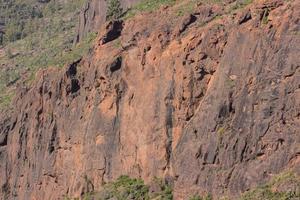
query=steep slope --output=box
[0,0,299,199]
[74,0,142,43]
[0,0,88,110]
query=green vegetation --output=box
[151,177,173,200]
[217,126,227,137]
[123,0,176,19]
[0,0,97,109]
[187,171,299,200]
[189,194,212,200]
[240,171,300,200]
[225,76,236,88]
[228,0,253,12]
[0,0,87,44]
[101,175,150,200]
[0,0,257,109]
[0,90,14,109]
[65,175,173,200]
[113,38,122,49]
[176,0,197,16]
[262,9,269,25]
[0,0,43,43]
[106,0,123,20]
[62,171,299,200]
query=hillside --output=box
[0,0,93,110]
[0,0,299,199]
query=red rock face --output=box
[74,0,142,43]
[0,0,299,199]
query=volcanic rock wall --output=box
[74,0,142,43]
[0,0,299,199]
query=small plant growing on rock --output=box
[150,177,173,200]
[189,194,212,200]
[5,48,13,59]
[240,171,300,200]
[189,195,202,200]
[100,175,150,199]
[106,0,123,21]
[261,9,269,25]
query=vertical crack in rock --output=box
[48,122,57,154]
[165,78,175,170]
[104,79,126,181]
[1,1,299,199]
[66,59,82,95]
[0,119,10,147]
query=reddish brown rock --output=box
[74,0,142,43]
[0,0,299,199]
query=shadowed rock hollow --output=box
[0,0,299,199]
[74,0,142,43]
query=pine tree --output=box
[106,0,123,21]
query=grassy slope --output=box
[0,0,298,199]
[0,0,97,109]
[0,0,254,109]
[64,1,299,199]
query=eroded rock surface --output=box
[74,0,142,43]
[0,0,299,199]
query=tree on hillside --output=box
[106,0,123,21]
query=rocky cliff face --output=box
[0,0,299,199]
[74,0,142,43]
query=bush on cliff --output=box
[90,175,150,200]
[106,0,123,21]
[65,175,174,200]
[240,171,300,200]
[188,194,212,200]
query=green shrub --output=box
[105,175,150,200]
[240,171,300,200]
[229,0,253,12]
[150,177,173,200]
[0,91,14,110]
[67,175,174,200]
[261,9,269,25]
[0,0,87,110]
[5,48,13,59]
[189,194,212,200]
[176,0,195,16]
[106,0,123,20]
[123,0,176,19]
[0,0,44,43]
[189,195,202,200]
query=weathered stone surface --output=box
[74,0,142,43]
[0,0,299,199]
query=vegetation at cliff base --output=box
[188,194,212,200]
[240,171,300,200]
[64,171,300,199]
[65,175,173,200]
[100,175,150,200]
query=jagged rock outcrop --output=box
[0,0,299,199]
[74,0,142,43]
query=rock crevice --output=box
[0,0,299,199]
